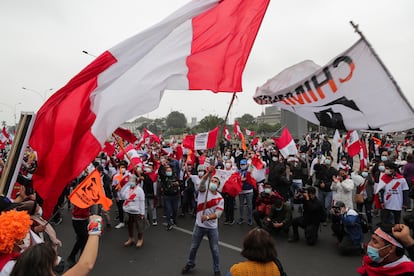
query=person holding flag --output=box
[181,166,224,276]
[238,159,255,226]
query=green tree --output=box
[195,115,224,132]
[235,114,255,127]
[166,111,187,129]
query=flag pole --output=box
[202,92,238,214]
[112,134,142,178]
[350,21,414,114]
[270,124,286,138]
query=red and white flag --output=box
[182,127,218,150]
[233,121,243,140]
[143,128,161,144]
[332,129,342,150]
[114,127,137,144]
[116,144,143,170]
[214,169,242,197]
[102,141,116,157]
[0,127,11,144]
[28,0,269,219]
[344,130,361,157]
[245,128,255,137]
[272,128,297,158]
[359,139,368,171]
[223,126,231,141]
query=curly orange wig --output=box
[0,210,32,254]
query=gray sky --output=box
[1,0,413,127]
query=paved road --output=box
[53,203,373,276]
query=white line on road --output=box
[173,225,242,252]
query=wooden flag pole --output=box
[202,92,238,214]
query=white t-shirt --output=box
[377,174,409,211]
[195,191,224,229]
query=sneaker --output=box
[237,219,244,225]
[229,220,235,225]
[53,217,63,225]
[181,264,194,274]
[152,220,158,226]
[115,222,125,229]
[248,220,252,226]
[224,220,229,225]
[167,224,173,231]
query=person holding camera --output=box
[288,187,325,245]
[264,198,292,236]
[331,201,363,255]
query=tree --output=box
[236,114,255,127]
[166,111,187,129]
[194,115,224,132]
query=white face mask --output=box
[36,206,43,218]
[120,168,126,174]
[272,156,278,162]
[225,163,232,169]
[198,171,205,177]
[209,183,218,191]
[144,167,152,173]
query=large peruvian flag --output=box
[143,128,161,144]
[345,130,361,157]
[214,169,242,197]
[29,0,270,219]
[182,127,218,150]
[223,126,231,141]
[273,128,297,158]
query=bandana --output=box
[374,228,403,248]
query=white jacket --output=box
[121,185,145,215]
[331,178,355,208]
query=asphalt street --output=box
[53,203,371,276]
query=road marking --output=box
[173,225,242,252]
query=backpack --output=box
[274,258,287,276]
[358,212,369,233]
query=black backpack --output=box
[358,212,369,233]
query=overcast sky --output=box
[1,0,413,127]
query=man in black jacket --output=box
[288,186,325,245]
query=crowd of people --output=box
[1,131,414,275]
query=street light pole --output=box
[21,87,53,101]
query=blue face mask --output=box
[275,206,283,211]
[367,245,390,263]
[209,183,218,191]
[381,156,388,162]
[166,171,172,177]
[362,172,368,178]
[378,165,385,172]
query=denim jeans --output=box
[146,198,157,221]
[186,225,220,272]
[290,179,303,208]
[239,192,253,223]
[164,195,179,225]
[318,190,333,219]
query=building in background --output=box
[281,109,308,139]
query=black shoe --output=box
[214,271,221,276]
[181,264,194,274]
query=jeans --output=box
[146,198,157,221]
[239,192,253,223]
[164,195,179,226]
[186,225,220,273]
[318,190,333,219]
[290,179,303,208]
